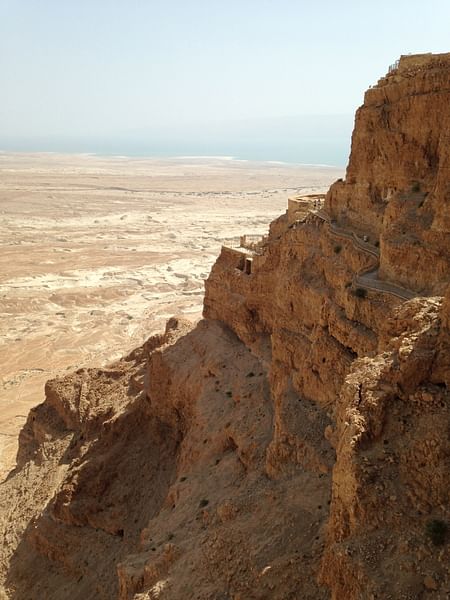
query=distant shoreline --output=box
[0,150,344,169]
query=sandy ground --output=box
[0,152,343,479]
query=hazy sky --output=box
[1,0,449,160]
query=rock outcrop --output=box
[327,52,450,295]
[0,53,449,599]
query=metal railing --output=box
[388,59,400,73]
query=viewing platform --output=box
[239,234,268,252]
[371,52,450,92]
[220,234,268,276]
[219,191,418,300]
[287,194,325,225]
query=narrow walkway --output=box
[356,269,416,300]
[313,210,417,301]
[315,210,380,258]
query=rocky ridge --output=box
[0,53,449,599]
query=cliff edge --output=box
[0,53,449,600]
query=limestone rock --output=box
[1,53,449,599]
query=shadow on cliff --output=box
[3,327,185,600]
[3,317,336,600]
[6,403,180,599]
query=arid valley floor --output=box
[0,153,342,480]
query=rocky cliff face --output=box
[0,53,449,600]
[326,52,450,294]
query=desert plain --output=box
[0,152,343,479]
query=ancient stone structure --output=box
[0,53,449,599]
[287,194,324,225]
[239,234,268,252]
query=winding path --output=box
[313,210,417,301]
